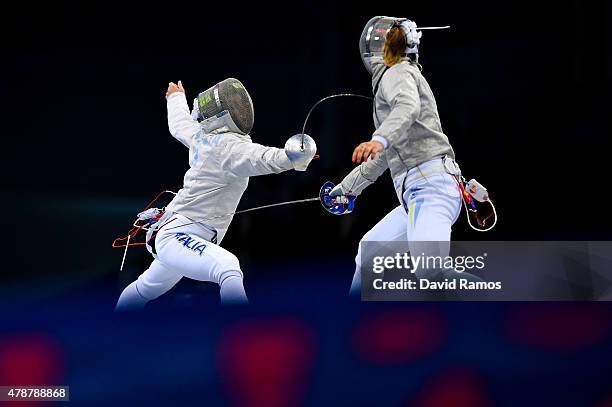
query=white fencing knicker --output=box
[115,212,247,310]
[349,157,482,295]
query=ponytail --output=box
[383,26,408,67]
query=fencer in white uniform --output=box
[115,78,316,309]
[330,17,477,294]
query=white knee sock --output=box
[219,275,248,304]
[115,281,149,311]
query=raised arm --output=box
[166,81,200,148]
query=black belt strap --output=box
[373,66,390,95]
[373,66,390,125]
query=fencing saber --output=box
[162,197,320,231]
[300,93,372,149]
[230,197,320,215]
[416,26,451,30]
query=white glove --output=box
[285,133,317,171]
[137,208,161,221]
[191,98,200,121]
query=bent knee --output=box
[360,229,378,246]
[355,230,384,264]
[135,276,166,301]
[214,253,242,284]
[218,269,243,286]
[218,252,241,273]
[355,233,374,259]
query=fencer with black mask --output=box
[116,78,316,309]
[328,17,481,294]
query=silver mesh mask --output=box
[196,78,254,135]
[359,16,423,75]
[359,16,450,75]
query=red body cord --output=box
[452,176,494,228]
[111,191,174,249]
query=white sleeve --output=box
[167,92,200,148]
[218,139,294,178]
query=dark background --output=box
[3,0,611,292]
[2,1,612,405]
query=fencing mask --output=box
[359,16,449,75]
[193,78,254,135]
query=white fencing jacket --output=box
[164,91,293,243]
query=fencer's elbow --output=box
[398,103,420,121]
[167,125,179,138]
[168,127,190,144]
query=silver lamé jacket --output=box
[164,92,293,243]
[340,60,455,201]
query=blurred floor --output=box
[1,270,611,407]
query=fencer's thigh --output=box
[404,173,462,257]
[361,205,408,243]
[353,201,425,295]
[136,259,182,300]
[355,205,408,272]
[154,226,241,284]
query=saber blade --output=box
[416,25,451,30]
[233,197,320,215]
[300,93,373,148]
[162,197,321,231]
